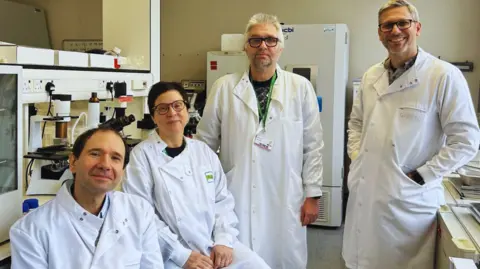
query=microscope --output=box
[24,82,139,195]
[24,94,75,195]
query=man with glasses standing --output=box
[343,1,479,269]
[196,13,324,269]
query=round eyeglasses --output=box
[379,19,416,32]
[153,100,187,115]
[247,37,279,48]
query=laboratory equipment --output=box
[99,114,136,132]
[206,24,350,227]
[24,94,75,195]
[0,65,23,244]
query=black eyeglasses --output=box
[153,100,187,115]
[247,37,279,48]
[378,19,416,32]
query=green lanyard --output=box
[257,72,277,129]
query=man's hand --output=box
[210,245,233,269]
[184,251,214,269]
[301,197,319,226]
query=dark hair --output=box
[147,81,190,115]
[72,127,130,168]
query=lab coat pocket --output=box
[393,105,427,165]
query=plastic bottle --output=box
[87,92,100,129]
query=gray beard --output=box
[252,59,272,71]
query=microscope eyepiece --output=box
[99,114,136,131]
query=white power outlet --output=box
[33,80,43,92]
[23,80,32,93]
[98,80,106,90]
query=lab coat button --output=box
[115,230,119,234]
[83,212,87,216]
[80,218,84,221]
[253,184,256,189]
[186,170,192,175]
[252,160,256,163]
[177,217,182,222]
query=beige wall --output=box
[9,0,102,50]
[161,0,480,109]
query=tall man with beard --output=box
[195,13,325,269]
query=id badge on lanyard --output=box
[254,72,276,151]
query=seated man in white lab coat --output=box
[9,127,164,269]
[123,82,270,269]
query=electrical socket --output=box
[33,80,42,93]
[98,80,106,90]
[23,80,32,93]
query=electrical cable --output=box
[41,94,53,138]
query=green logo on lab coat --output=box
[205,171,214,183]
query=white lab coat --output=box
[123,133,270,269]
[9,183,163,269]
[343,48,480,269]
[195,66,324,269]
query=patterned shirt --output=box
[250,71,276,122]
[384,54,418,85]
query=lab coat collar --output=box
[233,64,285,119]
[150,130,193,180]
[374,48,425,96]
[150,129,192,153]
[57,181,113,221]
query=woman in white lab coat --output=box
[122,82,270,269]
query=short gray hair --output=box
[244,13,285,48]
[378,0,420,23]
